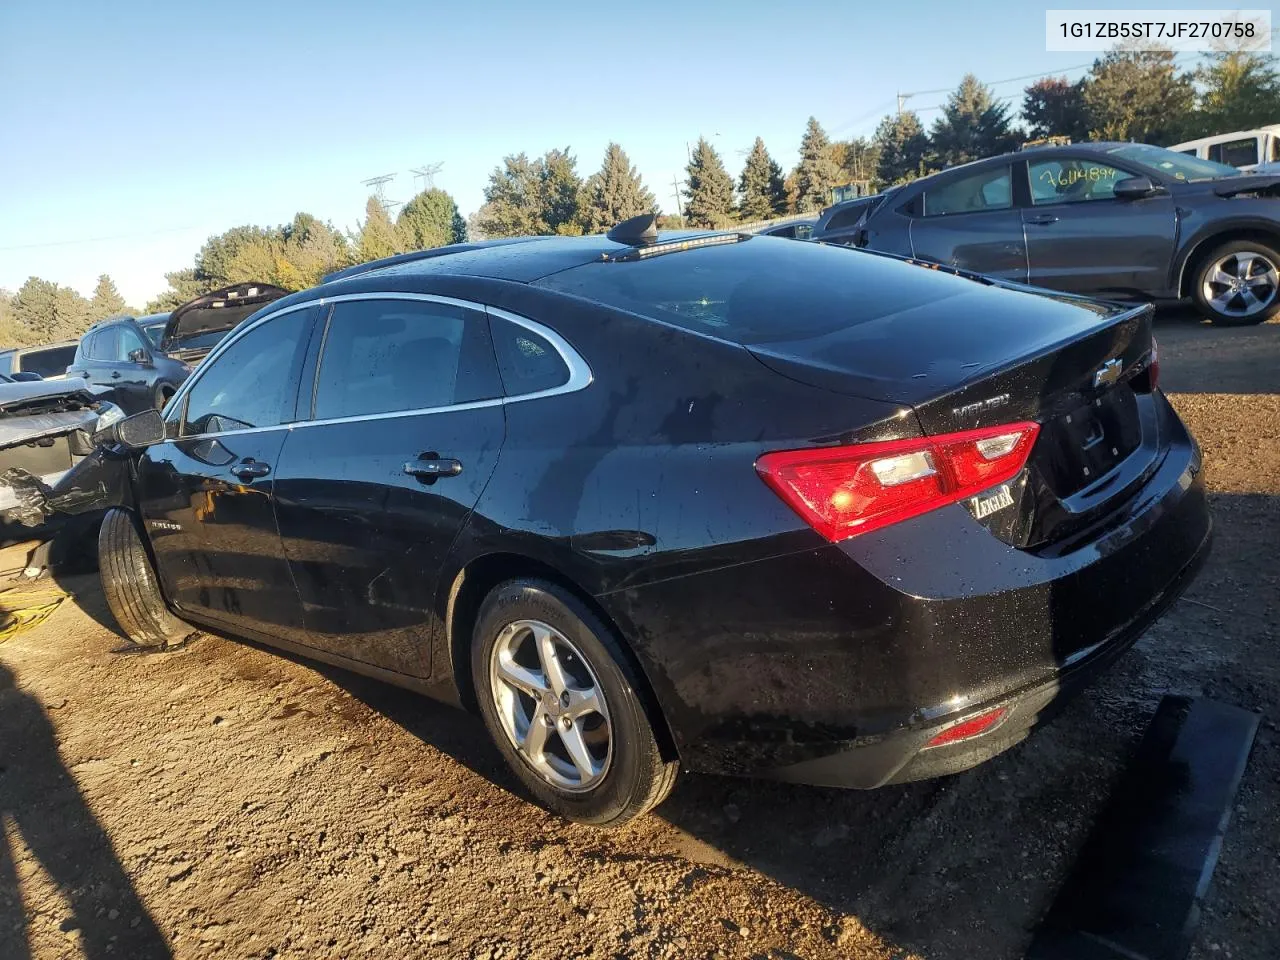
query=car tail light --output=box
[924,706,1008,749]
[1148,337,1159,390]
[755,422,1040,542]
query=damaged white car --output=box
[0,373,125,531]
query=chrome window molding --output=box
[162,291,593,444]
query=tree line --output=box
[3,44,1274,350]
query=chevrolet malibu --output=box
[80,219,1210,826]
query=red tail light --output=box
[755,422,1040,542]
[924,706,1008,748]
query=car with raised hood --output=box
[0,372,123,533]
[67,218,1209,826]
[814,141,1280,326]
[158,282,289,364]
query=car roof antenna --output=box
[607,213,659,247]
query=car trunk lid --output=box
[160,282,289,362]
[746,287,1160,548]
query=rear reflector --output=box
[755,422,1040,541]
[925,707,1009,749]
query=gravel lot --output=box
[1,310,1276,960]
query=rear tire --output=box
[1191,239,1280,326]
[154,382,176,411]
[98,508,192,648]
[471,578,678,827]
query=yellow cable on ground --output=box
[0,582,70,644]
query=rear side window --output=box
[87,327,119,361]
[490,316,570,397]
[312,299,500,421]
[1209,138,1259,167]
[922,166,1012,216]
[181,310,310,435]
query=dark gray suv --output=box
[813,142,1280,325]
[66,316,193,413]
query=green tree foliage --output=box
[474,154,543,237]
[356,196,403,263]
[1193,48,1280,136]
[580,143,657,234]
[794,117,841,212]
[930,74,1021,167]
[397,188,466,251]
[874,111,931,186]
[1021,77,1090,142]
[1082,48,1195,145]
[88,274,129,321]
[11,277,92,343]
[832,137,881,184]
[737,137,787,221]
[538,148,586,235]
[683,137,736,228]
[0,289,30,348]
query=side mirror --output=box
[1113,176,1161,200]
[93,409,166,450]
[128,347,153,365]
[11,371,43,382]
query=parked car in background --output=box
[158,282,287,364]
[756,219,816,239]
[0,341,79,381]
[0,372,122,532]
[70,221,1208,827]
[1171,124,1280,172]
[66,315,193,414]
[815,142,1280,325]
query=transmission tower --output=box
[360,173,398,213]
[410,162,444,191]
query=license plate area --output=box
[1040,388,1142,498]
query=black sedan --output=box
[812,142,1280,325]
[77,221,1210,826]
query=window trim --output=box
[163,292,592,442]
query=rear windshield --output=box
[536,237,972,344]
[20,345,75,377]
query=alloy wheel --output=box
[1202,251,1279,319]
[488,619,612,792]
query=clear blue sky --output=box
[0,0,1217,307]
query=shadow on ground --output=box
[1153,306,1279,395]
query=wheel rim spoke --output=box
[1240,286,1261,309]
[1206,253,1278,316]
[488,618,612,793]
[559,723,600,781]
[1237,256,1253,279]
[1210,267,1236,287]
[1211,289,1237,310]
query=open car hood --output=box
[0,379,107,415]
[1212,174,1280,197]
[160,282,289,354]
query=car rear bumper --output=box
[602,423,1210,788]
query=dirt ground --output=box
[0,310,1277,960]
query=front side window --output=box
[180,310,309,435]
[1029,159,1129,204]
[312,299,500,421]
[115,325,147,362]
[921,166,1012,216]
[1209,138,1260,168]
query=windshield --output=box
[1106,144,1240,181]
[142,321,167,347]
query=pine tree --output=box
[356,196,402,263]
[451,209,467,244]
[13,277,91,342]
[737,137,787,221]
[930,74,1021,168]
[474,154,548,238]
[580,143,657,234]
[88,274,128,321]
[1082,48,1195,145]
[833,137,881,185]
[538,148,586,235]
[794,117,840,212]
[874,111,932,186]
[1022,77,1090,142]
[397,189,464,251]
[683,137,735,228]
[1193,48,1280,136]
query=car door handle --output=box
[403,456,463,482]
[110,371,122,379]
[1026,214,1060,225]
[230,459,271,480]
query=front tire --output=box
[98,508,193,648]
[472,579,678,827]
[1192,240,1280,326]
[154,382,176,411]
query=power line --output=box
[0,223,206,252]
